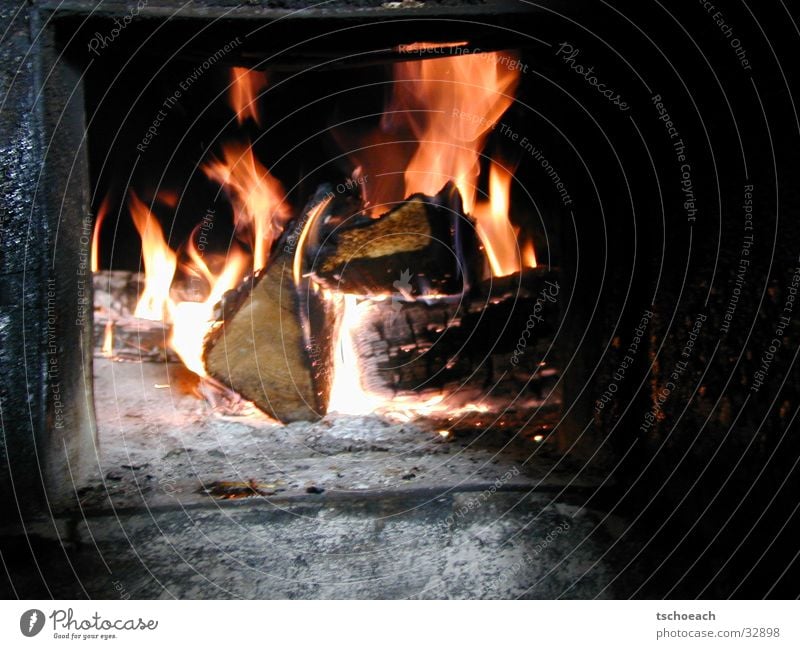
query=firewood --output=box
[306,181,482,297]
[203,252,338,423]
[347,268,562,397]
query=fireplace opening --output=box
[68,14,606,509]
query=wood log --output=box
[203,252,338,423]
[306,181,482,297]
[348,268,563,400]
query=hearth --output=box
[59,1,617,509]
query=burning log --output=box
[306,182,482,297]
[347,268,562,399]
[202,251,338,423]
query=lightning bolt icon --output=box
[28,612,37,632]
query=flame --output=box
[90,196,109,273]
[101,320,114,357]
[168,244,249,377]
[292,195,333,287]
[129,192,177,321]
[325,294,501,420]
[359,51,519,214]
[230,67,268,125]
[327,294,381,415]
[474,162,529,277]
[156,189,180,209]
[522,239,538,269]
[203,143,291,272]
[127,191,251,378]
[109,54,540,416]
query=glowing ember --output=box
[129,192,177,321]
[230,67,268,126]
[203,143,291,272]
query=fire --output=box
[129,192,177,321]
[230,67,268,126]
[474,161,536,277]
[203,143,291,272]
[324,295,497,421]
[101,320,114,357]
[90,196,108,273]
[126,194,251,377]
[98,51,541,417]
[169,243,249,377]
[522,239,538,269]
[375,51,519,213]
[343,51,532,279]
[292,195,332,287]
[326,294,381,415]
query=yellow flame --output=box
[101,320,114,357]
[325,296,503,420]
[129,192,177,321]
[326,294,381,415]
[127,190,252,378]
[292,195,333,287]
[168,251,248,378]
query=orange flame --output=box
[473,162,535,277]
[101,320,114,357]
[203,143,291,272]
[156,189,180,209]
[230,67,268,126]
[361,51,519,214]
[90,196,109,273]
[168,242,249,377]
[522,239,538,269]
[127,191,251,377]
[129,192,177,321]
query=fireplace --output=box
[51,1,618,507]
[2,0,798,599]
